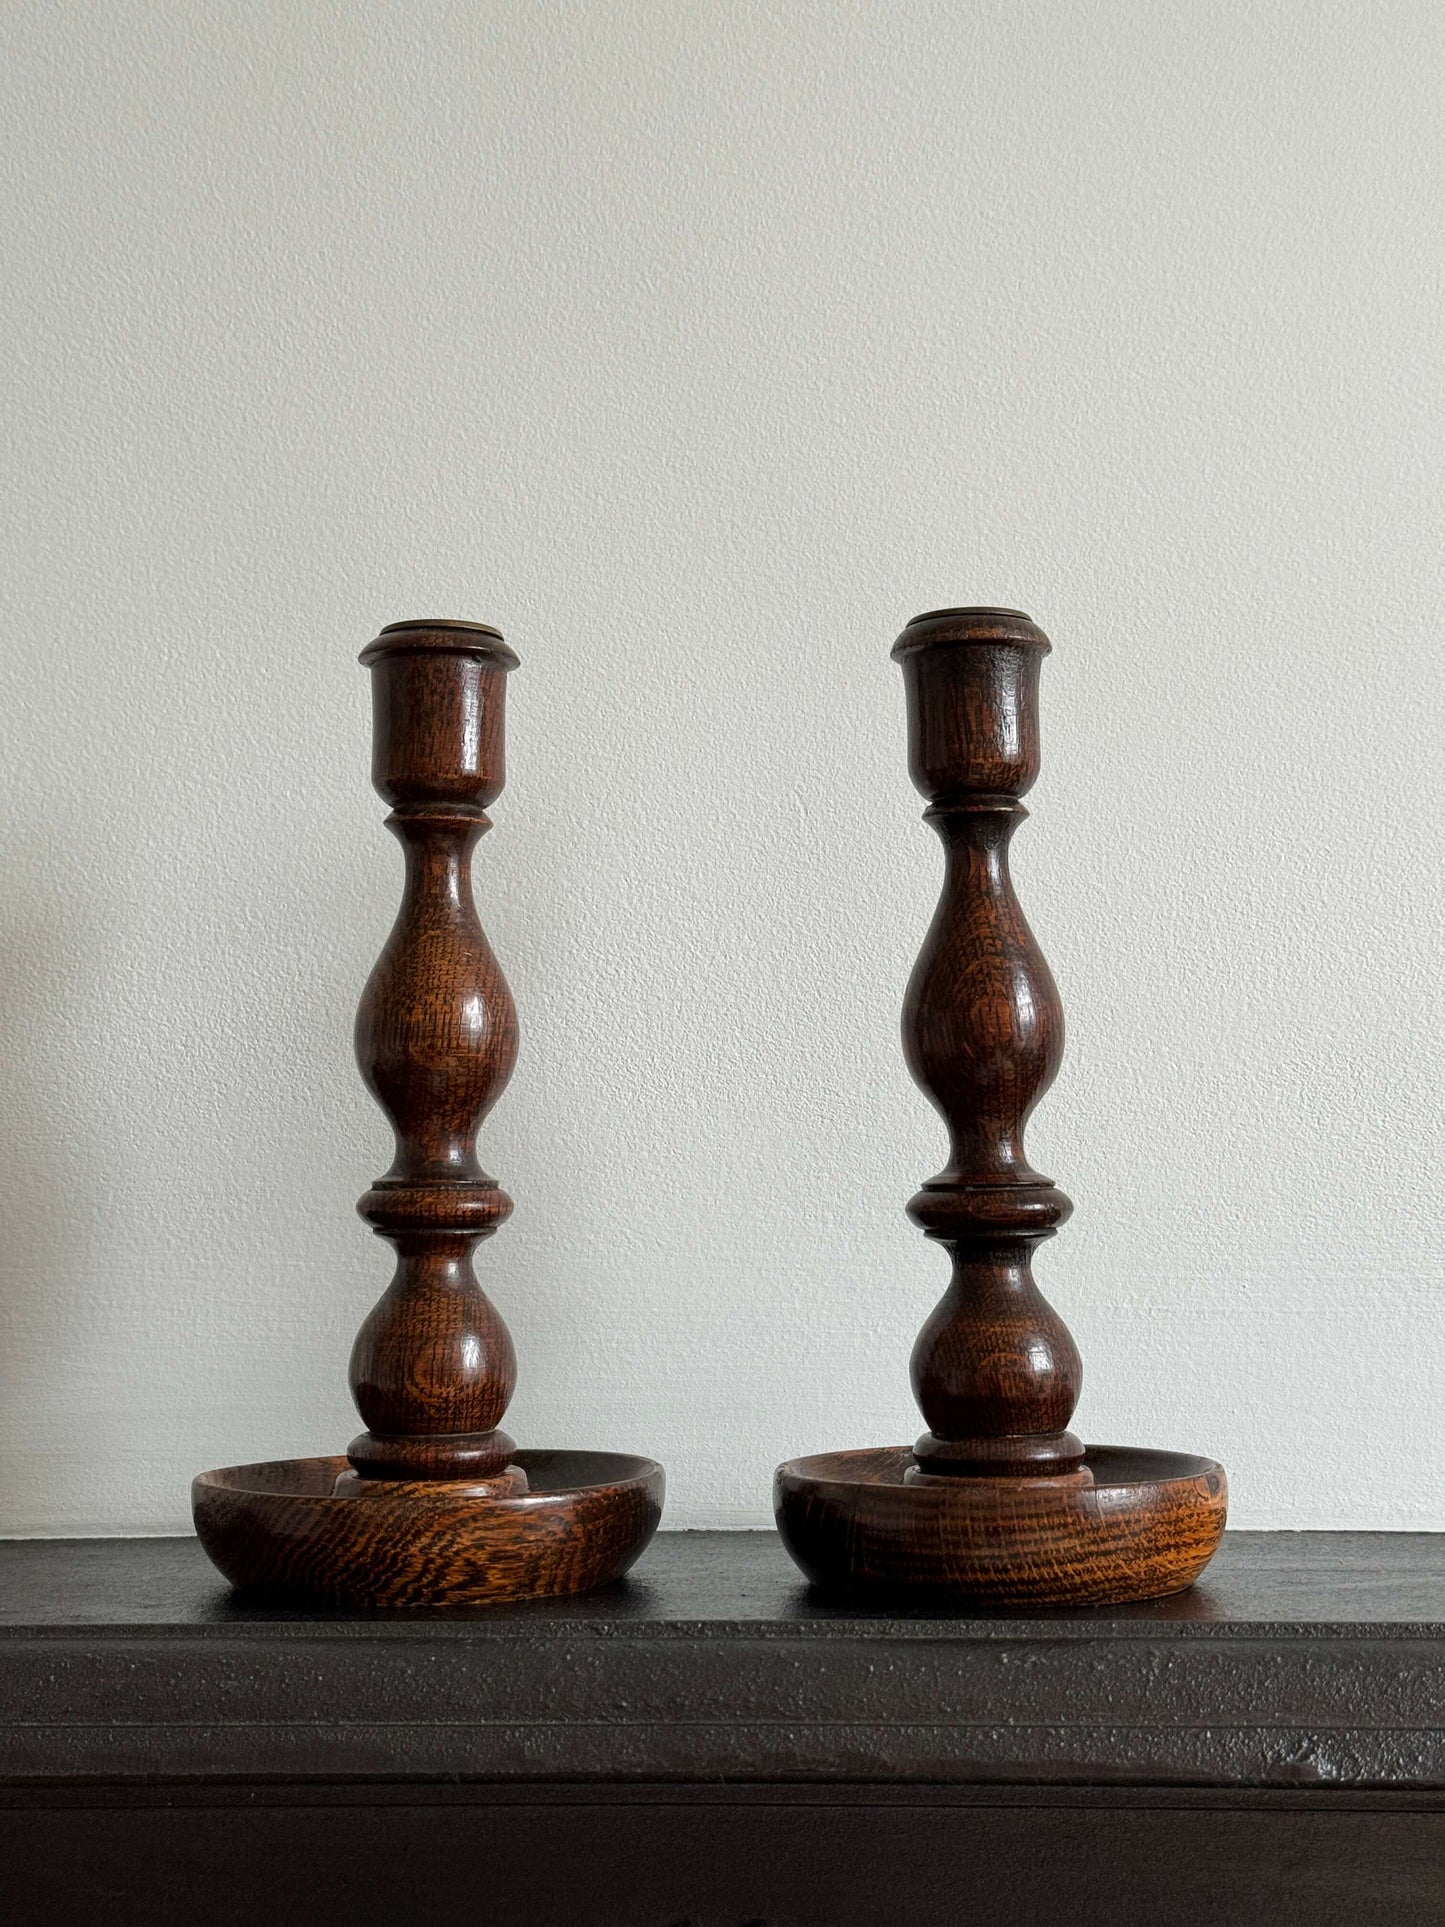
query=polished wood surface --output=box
[775,607,1226,1602]
[191,1452,662,1607]
[777,1446,1225,1605]
[193,619,662,1603]
[896,609,1080,1476]
[348,620,522,1483]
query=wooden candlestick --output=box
[775,608,1227,1605]
[194,620,664,1606]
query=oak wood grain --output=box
[192,1452,662,1607]
[775,607,1226,1602]
[193,619,662,1604]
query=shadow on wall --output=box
[0,839,113,1530]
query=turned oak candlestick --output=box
[193,620,664,1606]
[775,608,1226,1605]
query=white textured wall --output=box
[2,1,1443,1536]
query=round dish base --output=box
[774,1445,1226,1606]
[193,1450,664,1607]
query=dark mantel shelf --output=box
[3,1530,1444,1925]
[3,1528,1444,1789]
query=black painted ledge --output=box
[2,1528,1443,1791]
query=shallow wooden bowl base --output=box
[193,1450,664,1607]
[775,1445,1227,1606]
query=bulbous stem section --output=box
[349,1237,517,1438]
[356,813,518,1186]
[909,1239,1081,1474]
[904,803,1065,1193]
